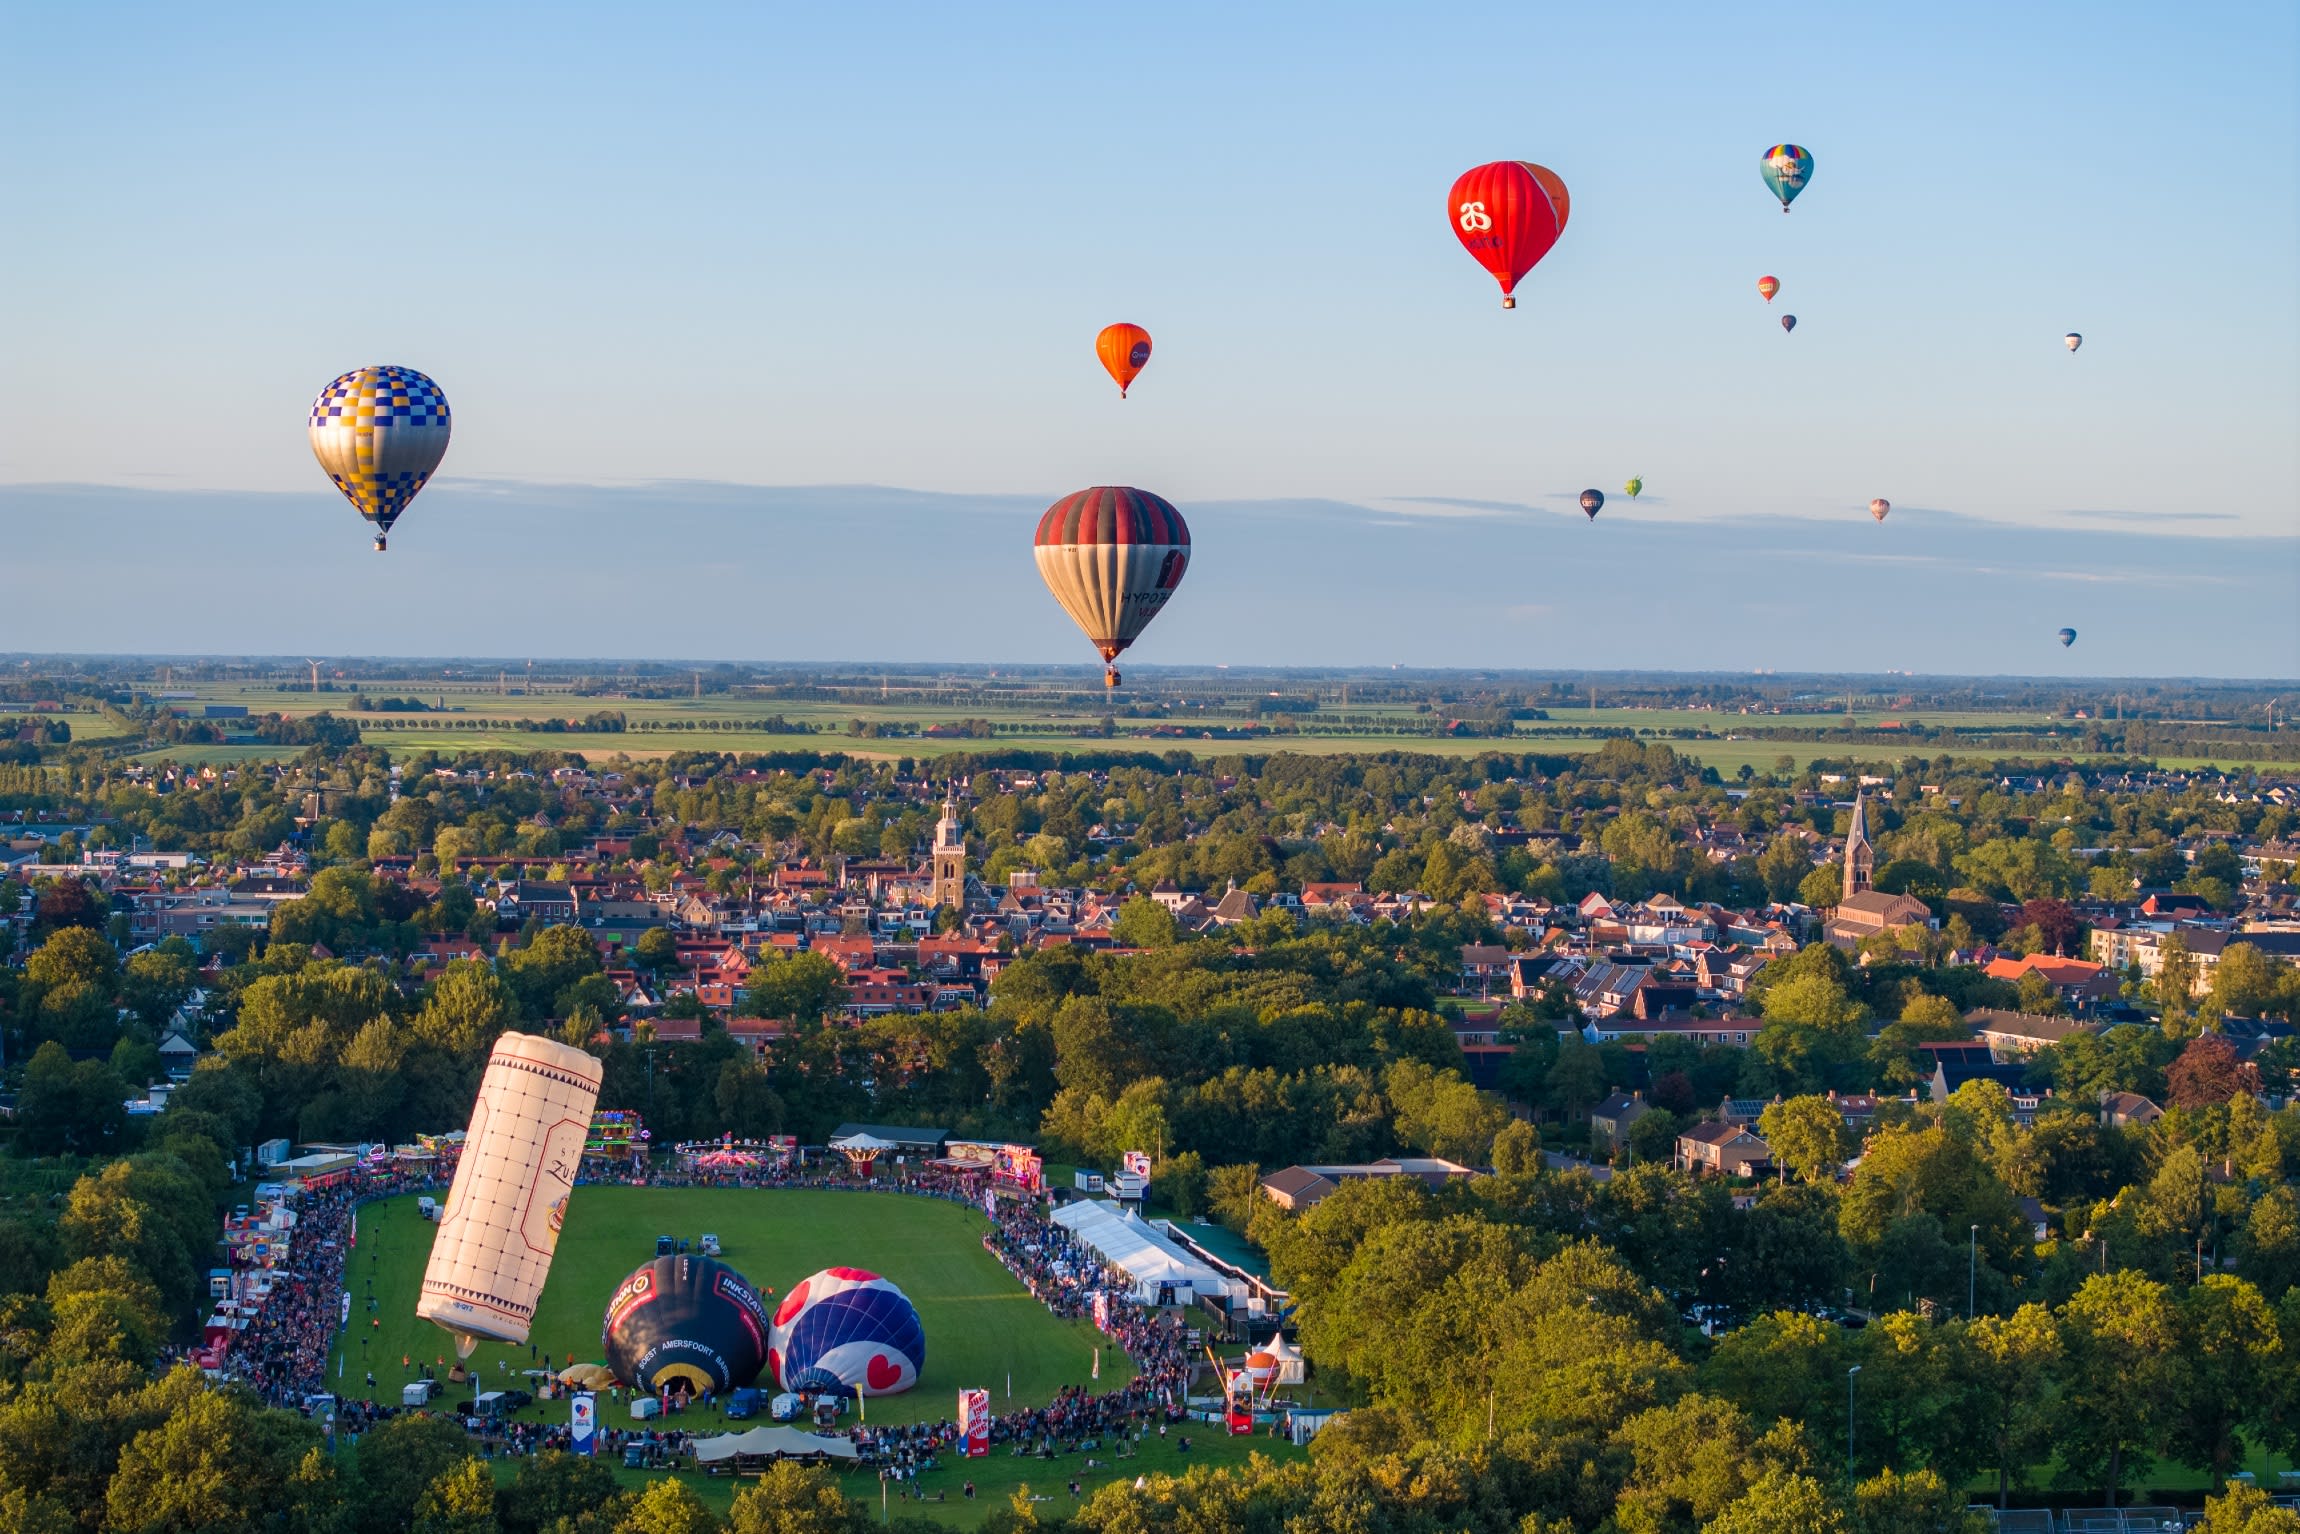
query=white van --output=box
[417,1197,438,1220]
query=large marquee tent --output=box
[1049,1200,1245,1304]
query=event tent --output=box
[1050,1200,1244,1304]
[691,1426,861,1465]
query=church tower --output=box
[931,788,968,913]
[1843,787,1875,901]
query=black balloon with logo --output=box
[601,1255,773,1395]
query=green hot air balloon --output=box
[1623,477,1643,499]
[2057,628,2077,648]
[1761,144,1814,211]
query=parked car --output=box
[700,1233,721,1256]
[655,1234,674,1256]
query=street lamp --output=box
[1846,1366,1861,1479]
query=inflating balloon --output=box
[1757,276,1780,303]
[1579,489,1604,521]
[1781,315,1797,334]
[2058,628,2078,648]
[1034,487,1190,688]
[308,365,451,552]
[603,1255,773,1396]
[418,1033,602,1357]
[771,1268,926,1397]
[1448,161,1569,308]
[1869,499,1890,523]
[1623,477,1643,499]
[1096,324,1153,397]
[1761,145,1814,211]
[2064,333,2083,353]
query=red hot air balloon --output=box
[1095,324,1152,398]
[1449,162,1568,309]
[1757,276,1780,303]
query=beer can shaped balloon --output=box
[417,1033,604,1357]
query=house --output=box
[1589,1091,1649,1153]
[1965,1008,2096,1055]
[1821,789,1938,951]
[2100,1091,2164,1129]
[1256,1157,1480,1212]
[1981,955,2120,1010]
[1675,1122,1771,1179]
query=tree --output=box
[1705,1469,1849,1534]
[2016,899,2082,957]
[741,952,848,1021]
[1850,1468,1986,1534]
[1760,1096,1853,1184]
[2054,1270,2183,1504]
[1109,898,1179,950]
[14,1041,128,1156]
[351,1413,474,1532]
[501,1450,619,1534]
[43,1256,169,1368]
[1959,1303,2061,1508]
[610,1480,719,1534]
[2194,1484,2300,1534]
[1626,1107,1681,1168]
[1759,835,1817,903]
[1384,1059,1509,1166]
[2167,1034,2258,1109]
[726,1461,867,1534]
[414,1457,500,1534]
[102,1386,320,1534]
[2168,1276,2284,1488]
[1149,1151,1208,1216]
[1798,864,1846,910]
[1490,1119,1542,1177]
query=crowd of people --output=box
[200,1148,1248,1485]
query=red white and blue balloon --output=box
[769,1267,925,1396]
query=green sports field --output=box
[334,1188,1301,1524]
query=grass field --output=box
[333,1189,1300,1525]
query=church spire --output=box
[1843,786,1874,900]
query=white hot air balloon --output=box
[418,1033,603,1357]
[2064,333,2083,352]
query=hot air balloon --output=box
[418,1033,603,1357]
[1449,161,1569,308]
[2058,628,2077,648]
[1869,499,1890,523]
[1579,489,1604,521]
[770,1268,926,1397]
[1781,315,1797,334]
[2064,333,2083,353]
[1757,276,1780,303]
[1096,324,1152,397]
[603,1255,774,1396]
[1033,486,1190,688]
[308,365,451,552]
[1623,477,1643,499]
[1761,145,1814,211]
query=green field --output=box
[332,1189,1300,1524]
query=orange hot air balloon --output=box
[1757,276,1780,303]
[1096,324,1153,398]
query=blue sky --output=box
[1,3,2294,674]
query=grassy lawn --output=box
[335,1189,1302,1526]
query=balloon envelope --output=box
[1449,161,1568,307]
[1761,144,1814,210]
[1033,487,1190,683]
[1096,323,1152,397]
[1579,489,1604,520]
[2064,333,2083,352]
[1869,499,1890,523]
[1623,477,1642,499]
[603,1256,774,1396]
[418,1033,602,1355]
[1757,275,1780,302]
[770,1268,926,1397]
[308,365,451,550]
[1781,315,1797,333]
[2058,628,2078,648]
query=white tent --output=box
[1260,1333,1306,1385]
[1051,1200,1243,1303]
[828,1132,897,1152]
[692,1426,860,1464]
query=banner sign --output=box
[958,1389,989,1457]
[1121,1150,1151,1179]
[571,1393,596,1455]
[1092,1292,1110,1333]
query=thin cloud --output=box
[2060,507,2239,523]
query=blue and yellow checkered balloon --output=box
[308,365,452,550]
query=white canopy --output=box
[1051,1200,1243,1303]
[828,1133,897,1153]
[692,1426,860,1464]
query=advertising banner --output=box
[958,1389,989,1457]
[571,1393,596,1455]
[1121,1150,1151,1179]
[1092,1292,1110,1333]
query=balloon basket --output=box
[1501,296,1516,309]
